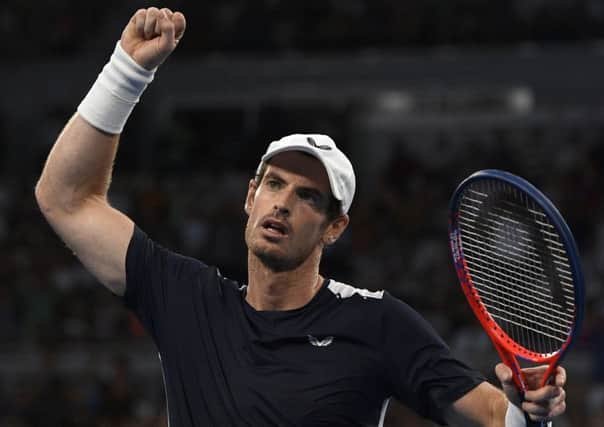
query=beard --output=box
[244,213,324,273]
[249,241,307,272]
[245,223,315,272]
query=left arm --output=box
[445,381,507,427]
[444,364,567,427]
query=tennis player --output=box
[35,7,567,427]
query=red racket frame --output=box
[449,226,570,391]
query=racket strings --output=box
[459,222,575,303]
[458,180,576,356]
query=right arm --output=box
[35,115,131,295]
[35,7,186,296]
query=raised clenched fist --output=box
[120,7,186,70]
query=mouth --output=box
[261,218,290,237]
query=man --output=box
[35,7,567,427]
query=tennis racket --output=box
[448,170,584,403]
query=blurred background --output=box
[1,0,604,425]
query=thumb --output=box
[495,363,522,406]
[495,363,513,385]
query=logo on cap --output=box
[306,137,332,151]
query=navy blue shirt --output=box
[124,227,484,426]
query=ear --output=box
[322,214,350,245]
[244,179,258,215]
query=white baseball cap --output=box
[256,134,356,214]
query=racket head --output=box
[449,170,585,368]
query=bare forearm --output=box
[32,8,186,295]
[446,365,566,427]
[445,381,508,427]
[35,113,119,213]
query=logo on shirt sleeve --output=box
[307,335,334,347]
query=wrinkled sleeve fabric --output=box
[123,226,209,345]
[381,293,485,425]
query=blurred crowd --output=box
[1,101,603,425]
[3,0,604,59]
[1,0,604,426]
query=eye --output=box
[265,178,282,190]
[298,189,323,207]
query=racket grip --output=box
[539,362,558,388]
[525,412,552,427]
[494,345,527,392]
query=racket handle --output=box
[526,413,552,427]
[494,345,527,392]
[539,362,558,388]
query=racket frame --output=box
[449,169,584,391]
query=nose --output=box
[273,204,290,218]
[273,189,294,217]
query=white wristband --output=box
[505,403,552,427]
[77,41,156,134]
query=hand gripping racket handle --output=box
[493,342,527,392]
[494,344,551,427]
[539,362,558,388]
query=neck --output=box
[245,250,323,311]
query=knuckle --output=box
[556,387,566,401]
[555,393,566,407]
[558,372,567,385]
[550,401,566,418]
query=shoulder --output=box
[325,279,441,336]
[325,279,410,315]
[214,268,246,298]
[324,279,399,324]
[126,226,243,295]
[326,279,385,301]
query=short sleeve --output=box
[381,293,485,425]
[123,226,209,344]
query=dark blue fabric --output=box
[124,226,484,426]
